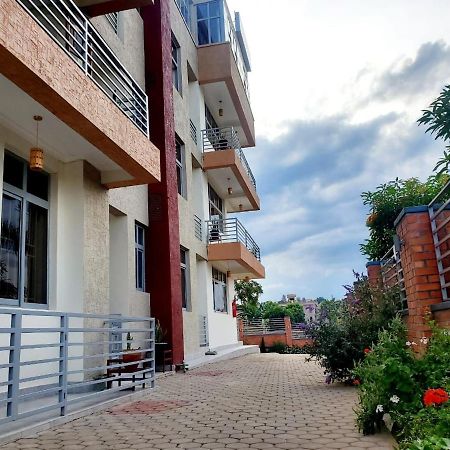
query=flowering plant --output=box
[423,389,449,408]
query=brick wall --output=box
[394,207,448,341]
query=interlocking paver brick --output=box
[0,354,395,450]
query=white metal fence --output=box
[242,318,285,336]
[0,308,155,427]
[380,244,407,310]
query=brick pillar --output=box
[395,207,443,343]
[366,261,382,287]
[284,316,293,347]
[238,319,244,341]
[141,1,184,365]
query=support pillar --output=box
[141,0,184,365]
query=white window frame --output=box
[172,34,182,93]
[180,247,190,310]
[212,267,228,313]
[176,136,187,199]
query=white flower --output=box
[411,341,417,346]
[420,337,429,345]
[406,341,412,346]
[390,395,400,404]
[376,404,384,413]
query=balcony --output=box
[75,0,154,17]
[0,0,160,187]
[202,127,260,212]
[207,218,265,279]
[195,1,255,148]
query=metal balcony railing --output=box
[429,179,450,302]
[17,0,149,137]
[190,119,198,146]
[202,127,256,190]
[380,244,407,310]
[207,217,261,261]
[0,308,155,428]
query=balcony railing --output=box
[17,0,149,136]
[202,127,256,190]
[380,244,407,310]
[207,217,261,261]
[190,119,198,146]
[428,179,450,302]
[0,308,155,428]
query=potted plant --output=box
[122,332,144,372]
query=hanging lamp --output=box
[30,115,44,171]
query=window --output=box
[197,0,223,45]
[212,268,227,313]
[105,13,119,34]
[172,35,181,93]
[135,223,146,291]
[175,0,191,25]
[176,136,186,198]
[0,153,49,306]
[180,247,190,309]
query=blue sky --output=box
[227,0,450,301]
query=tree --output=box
[360,176,448,260]
[234,280,263,306]
[284,303,305,323]
[419,85,450,175]
[260,301,285,319]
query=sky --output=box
[226,0,450,301]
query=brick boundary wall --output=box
[370,206,450,343]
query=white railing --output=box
[202,127,256,190]
[0,308,155,428]
[429,179,450,302]
[17,0,149,136]
[380,244,407,310]
[242,318,285,336]
[207,218,261,260]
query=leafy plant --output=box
[361,176,448,260]
[354,318,450,447]
[284,303,306,323]
[234,280,263,306]
[306,273,398,383]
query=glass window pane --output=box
[136,249,144,290]
[209,1,220,18]
[3,153,24,189]
[197,20,209,45]
[197,3,208,19]
[177,166,182,195]
[181,267,187,308]
[0,194,21,300]
[209,17,221,43]
[24,202,48,304]
[27,168,49,201]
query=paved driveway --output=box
[1,354,395,450]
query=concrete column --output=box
[395,207,442,342]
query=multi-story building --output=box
[0,0,263,426]
[167,0,265,363]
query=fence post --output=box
[366,261,382,287]
[284,316,292,347]
[7,312,22,420]
[237,319,244,341]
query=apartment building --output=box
[0,0,263,427]
[167,0,265,363]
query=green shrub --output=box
[406,436,450,450]
[269,341,287,354]
[306,273,398,382]
[353,319,450,447]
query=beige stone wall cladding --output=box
[0,0,160,185]
[90,11,146,89]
